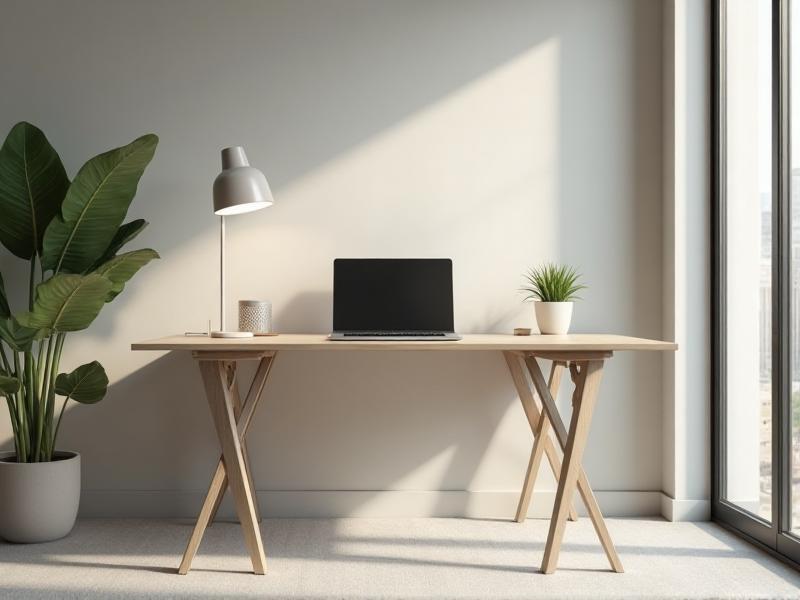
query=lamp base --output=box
[210,331,254,338]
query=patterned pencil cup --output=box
[238,300,272,334]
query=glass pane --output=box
[723,0,773,522]
[791,0,800,537]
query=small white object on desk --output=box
[239,300,272,335]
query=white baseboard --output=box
[80,489,663,519]
[659,493,710,521]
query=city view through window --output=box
[746,0,800,534]
[759,180,800,532]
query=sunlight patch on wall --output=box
[227,40,562,334]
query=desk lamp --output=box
[211,146,273,338]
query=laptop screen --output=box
[333,259,454,332]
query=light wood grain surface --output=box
[132,331,675,575]
[132,333,677,352]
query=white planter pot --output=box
[534,301,574,335]
[0,451,80,543]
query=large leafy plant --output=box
[0,122,159,462]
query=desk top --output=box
[131,333,677,352]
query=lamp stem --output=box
[220,214,226,332]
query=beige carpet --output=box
[0,518,798,599]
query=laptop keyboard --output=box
[342,331,447,337]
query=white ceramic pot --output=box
[0,451,80,543]
[534,301,574,335]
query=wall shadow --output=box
[57,352,221,493]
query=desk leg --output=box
[208,369,262,526]
[525,356,623,574]
[178,354,275,575]
[503,352,577,522]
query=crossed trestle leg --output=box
[178,348,620,576]
[504,351,623,574]
[207,367,263,527]
[178,352,275,575]
[503,352,578,522]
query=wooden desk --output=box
[132,334,676,575]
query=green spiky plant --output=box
[520,263,586,303]
[0,122,159,462]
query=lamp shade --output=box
[212,146,274,215]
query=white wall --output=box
[0,0,666,518]
[661,0,711,521]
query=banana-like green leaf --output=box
[55,361,108,404]
[41,134,158,274]
[92,248,159,301]
[0,317,40,352]
[0,122,69,259]
[17,274,112,332]
[0,372,20,397]
[0,273,9,318]
[89,219,148,272]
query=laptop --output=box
[329,258,461,341]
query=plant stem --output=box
[40,338,53,407]
[44,333,65,459]
[34,341,50,461]
[12,351,21,385]
[13,351,31,462]
[34,337,56,461]
[0,344,22,459]
[28,255,36,311]
[51,395,69,455]
[24,257,39,458]
[7,349,28,463]
[5,395,20,457]
[18,378,29,462]
[36,339,46,402]
[0,342,11,374]
[26,258,39,458]
[28,350,41,461]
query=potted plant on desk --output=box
[520,263,586,334]
[0,122,159,542]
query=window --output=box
[713,0,800,564]
[789,0,800,539]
